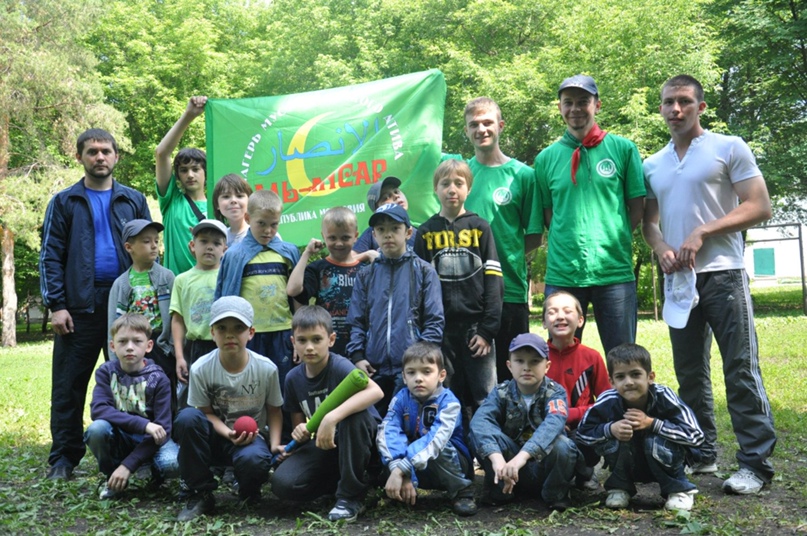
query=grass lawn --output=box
[0,285,805,535]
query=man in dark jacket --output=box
[40,128,151,480]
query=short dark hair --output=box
[172,148,207,179]
[606,343,652,377]
[212,173,253,220]
[110,313,152,339]
[292,305,334,335]
[402,341,444,370]
[662,74,705,103]
[77,129,118,155]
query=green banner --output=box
[205,69,445,246]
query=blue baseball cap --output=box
[509,333,549,359]
[558,74,599,97]
[368,203,411,228]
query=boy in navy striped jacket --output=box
[577,343,704,511]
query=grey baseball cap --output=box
[192,219,228,238]
[121,219,164,243]
[366,176,402,212]
[209,296,254,327]
[558,74,599,97]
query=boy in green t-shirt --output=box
[108,219,175,391]
[155,96,209,275]
[171,219,228,405]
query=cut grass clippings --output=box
[1,285,805,535]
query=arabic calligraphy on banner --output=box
[205,69,446,246]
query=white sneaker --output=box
[685,461,718,475]
[605,489,630,509]
[99,483,118,500]
[722,468,764,495]
[665,489,697,511]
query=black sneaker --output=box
[46,464,73,481]
[548,495,572,512]
[177,492,215,522]
[327,498,365,522]
[480,486,515,506]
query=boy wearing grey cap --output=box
[353,176,418,255]
[108,219,175,391]
[171,219,229,407]
[534,74,646,357]
[469,332,577,511]
[174,296,283,521]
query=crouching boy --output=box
[377,342,477,516]
[469,333,577,510]
[84,314,179,500]
[272,306,383,522]
[577,343,704,511]
[173,296,283,521]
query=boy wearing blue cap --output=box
[469,332,577,510]
[346,203,444,415]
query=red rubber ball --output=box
[233,415,258,436]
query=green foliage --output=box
[709,0,807,222]
[86,0,723,191]
[84,0,267,192]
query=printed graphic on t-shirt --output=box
[128,270,162,332]
[110,373,148,416]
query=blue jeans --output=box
[669,269,776,482]
[412,442,473,498]
[475,433,577,503]
[84,419,179,479]
[543,282,637,356]
[595,434,695,497]
[173,407,272,497]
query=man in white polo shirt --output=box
[642,74,776,495]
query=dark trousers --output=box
[495,302,530,383]
[174,408,271,498]
[48,286,110,468]
[596,434,696,498]
[176,339,217,410]
[272,410,378,501]
[248,329,294,392]
[669,269,776,482]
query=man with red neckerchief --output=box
[534,75,645,356]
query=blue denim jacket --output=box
[469,377,568,461]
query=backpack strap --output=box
[184,193,206,222]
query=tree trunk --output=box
[1,225,16,347]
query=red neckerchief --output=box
[571,124,607,185]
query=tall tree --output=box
[711,0,807,221]
[0,0,126,346]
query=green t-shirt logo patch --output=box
[492,187,512,206]
[596,158,616,178]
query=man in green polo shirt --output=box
[534,75,645,355]
[462,97,544,382]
